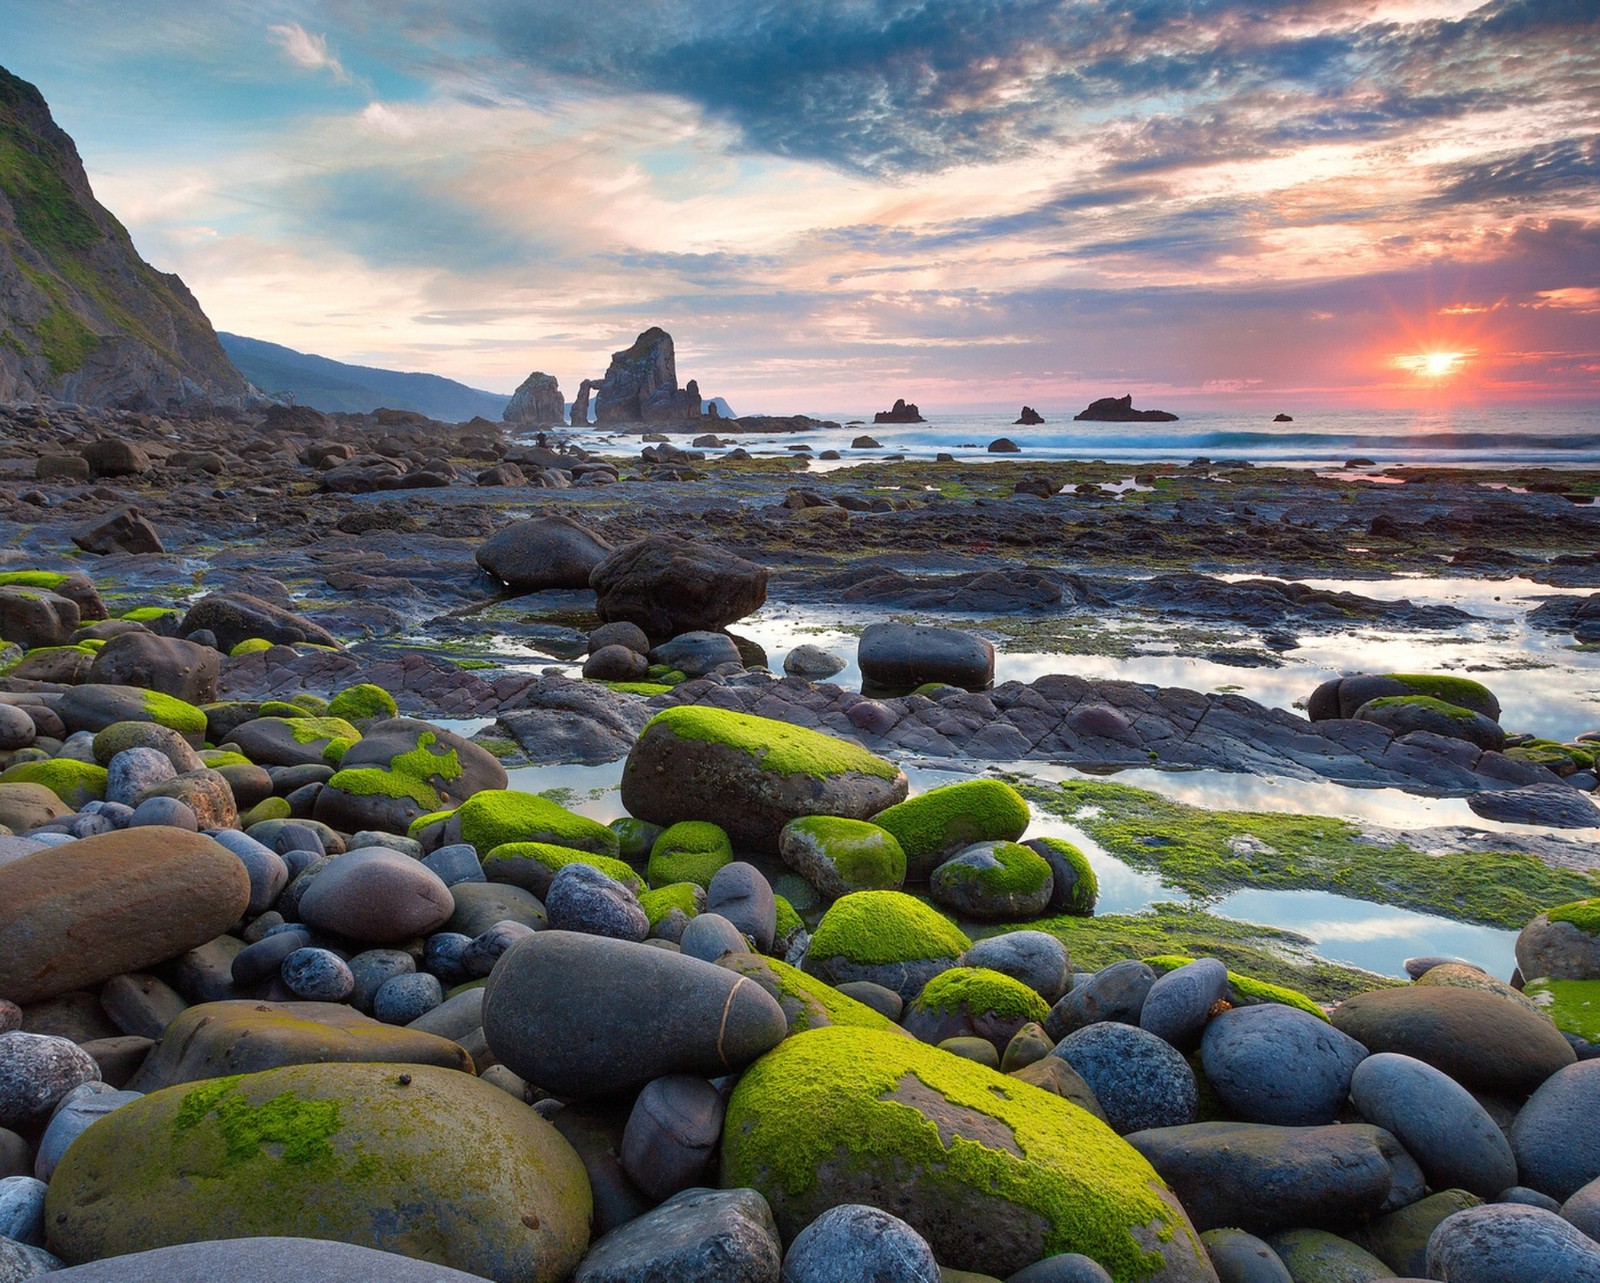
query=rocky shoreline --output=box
[4,400,1600,1280]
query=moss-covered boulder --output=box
[639,881,705,938]
[1518,900,1600,983]
[1308,672,1501,722]
[721,1026,1215,1280]
[226,716,362,769]
[620,706,908,848]
[45,1061,591,1281]
[0,583,80,650]
[1352,695,1506,750]
[0,757,107,807]
[803,890,972,1002]
[128,1000,474,1092]
[1026,836,1099,916]
[0,569,104,621]
[872,780,1031,881]
[648,820,734,888]
[715,952,904,1036]
[327,682,400,723]
[901,965,1052,1053]
[446,789,619,858]
[312,719,508,835]
[484,841,642,897]
[778,815,906,898]
[930,840,1054,920]
[56,684,209,746]
[3,642,96,683]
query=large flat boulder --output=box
[590,536,768,639]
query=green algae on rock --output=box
[1524,977,1600,1043]
[484,841,642,897]
[327,682,400,723]
[931,840,1054,920]
[778,814,908,899]
[45,1061,592,1283]
[620,705,908,848]
[450,788,620,858]
[715,952,903,1035]
[721,1025,1215,1280]
[0,756,106,806]
[805,889,972,1001]
[639,881,705,928]
[648,820,734,889]
[1027,835,1099,915]
[1549,898,1600,936]
[913,966,1052,1024]
[872,779,1032,880]
[1025,780,1600,929]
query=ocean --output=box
[566,403,1600,471]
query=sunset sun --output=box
[1394,349,1470,381]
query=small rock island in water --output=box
[1074,394,1179,422]
[873,397,925,423]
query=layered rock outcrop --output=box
[502,371,563,425]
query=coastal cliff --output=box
[0,66,246,409]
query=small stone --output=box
[573,1186,782,1283]
[781,1203,940,1283]
[373,972,444,1025]
[545,862,649,941]
[706,862,776,953]
[680,912,750,962]
[620,1074,725,1202]
[0,1031,101,1130]
[1140,958,1229,1053]
[280,947,356,1002]
[1052,1020,1197,1135]
[963,932,1072,1004]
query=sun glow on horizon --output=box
[1392,348,1471,381]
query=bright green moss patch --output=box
[643,705,901,781]
[229,638,274,657]
[872,780,1031,878]
[781,815,907,892]
[1022,780,1600,930]
[0,643,93,675]
[1524,977,1600,1043]
[1505,739,1597,772]
[722,1026,1200,1279]
[172,1075,341,1168]
[199,749,251,768]
[455,788,619,857]
[610,816,663,862]
[726,954,900,1034]
[1143,954,1326,1020]
[648,820,734,889]
[0,757,107,804]
[1548,898,1600,936]
[408,808,456,838]
[1358,694,1479,719]
[0,570,68,589]
[1383,673,1498,717]
[599,681,674,696]
[119,606,179,623]
[285,717,362,746]
[914,966,1051,1023]
[1030,836,1098,915]
[484,841,642,893]
[327,683,399,722]
[639,882,704,927]
[773,893,803,941]
[140,691,208,738]
[810,890,971,966]
[936,841,1052,896]
[328,732,463,811]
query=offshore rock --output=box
[595,327,676,426]
[1074,395,1178,422]
[503,370,564,425]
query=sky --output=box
[3,0,1598,413]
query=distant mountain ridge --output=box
[0,65,247,407]
[220,333,511,422]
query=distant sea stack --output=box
[0,65,248,409]
[589,326,723,427]
[1015,406,1044,425]
[1073,394,1178,423]
[874,398,925,424]
[1274,413,1294,422]
[503,371,563,426]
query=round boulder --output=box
[858,621,995,692]
[1053,1021,1198,1135]
[1512,1058,1600,1200]
[44,1061,592,1281]
[929,840,1053,921]
[1200,1004,1368,1126]
[778,815,907,899]
[782,1204,940,1283]
[803,889,971,1002]
[590,535,768,640]
[620,706,907,849]
[476,516,614,592]
[297,848,454,943]
[1518,901,1600,982]
[1425,1203,1600,1282]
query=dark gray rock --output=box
[34,1084,140,1181]
[445,882,547,937]
[650,632,744,678]
[1261,1229,1392,1281]
[781,1203,940,1283]
[1512,1058,1600,1200]
[475,516,613,591]
[1052,1020,1197,1135]
[346,950,415,1015]
[0,1237,61,1278]
[591,536,769,640]
[1348,1051,1516,1198]
[620,1075,725,1202]
[0,1176,46,1246]
[1126,1121,1402,1235]
[1044,960,1154,1040]
[590,621,651,656]
[279,947,355,1002]
[858,622,995,692]
[1200,1004,1367,1127]
[1426,1203,1600,1282]
[503,370,563,425]
[707,863,776,953]
[1354,698,1506,750]
[88,632,219,704]
[45,1237,498,1282]
[783,645,846,678]
[573,1186,781,1283]
[545,863,648,942]
[178,592,338,653]
[679,913,749,962]
[583,645,649,682]
[1006,1254,1113,1282]
[372,972,443,1025]
[962,931,1072,1004]
[1518,912,1600,982]
[1197,1229,1291,1283]
[1140,959,1229,1053]
[482,931,787,1098]
[1563,1175,1600,1243]
[1468,783,1600,828]
[297,848,454,944]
